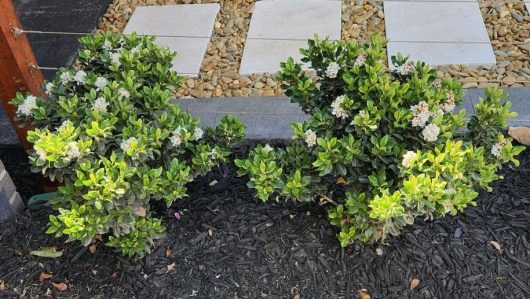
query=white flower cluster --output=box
[110,52,121,66]
[325,62,340,78]
[444,188,456,195]
[304,129,317,147]
[432,79,442,89]
[74,70,87,85]
[396,59,415,76]
[16,95,38,117]
[331,95,348,119]
[358,110,366,117]
[170,129,182,147]
[194,127,203,140]
[354,54,366,67]
[410,101,430,127]
[118,88,130,99]
[93,97,109,112]
[95,77,108,90]
[130,46,141,55]
[491,140,507,158]
[421,124,440,142]
[401,151,416,168]
[264,144,273,152]
[65,142,82,160]
[103,39,113,51]
[45,82,54,95]
[60,71,71,85]
[441,92,456,113]
[120,137,138,152]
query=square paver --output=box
[124,4,220,77]
[240,0,341,75]
[384,1,496,68]
[526,2,530,14]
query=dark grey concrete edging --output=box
[0,159,24,222]
[176,88,530,140]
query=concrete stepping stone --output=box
[384,0,496,68]
[123,4,220,77]
[240,0,341,75]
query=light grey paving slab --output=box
[154,37,210,76]
[124,4,220,77]
[123,4,219,37]
[240,0,341,75]
[387,42,496,69]
[467,88,530,125]
[526,2,530,14]
[240,40,309,75]
[247,0,341,40]
[384,1,496,68]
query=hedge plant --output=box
[12,33,245,256]
[235,34,524,246]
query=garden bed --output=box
[1,147,529,298]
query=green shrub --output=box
[12,33,245,256]
[235,34,524,247]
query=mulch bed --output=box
[0,147,529,298]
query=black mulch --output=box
[0,146,43,202]
[0,148,529,298]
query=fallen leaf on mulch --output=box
[208,229,213,236]
[165,247,172,257]
[508,126,530,146]
[51,282,68,292]
[29,247,63,258]
[336,177,346,185]
[410,278,420,290]
[89,244,97,254]
[39,272,53,281]
[14,249,22,256]
[91,269,98,275]
[137,207,146,217]
[94,235,103,241]
[490,241,502,253]
[357,288,371,299]
[0,280,5,290]
[167,263,176,272]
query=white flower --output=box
[130,46,141,55]
[491,143,503,158]
[355,54,366,67]
[16,95,38,117]
[74,70,87,85]
[35,148,47,160]
[444,188,456,195]
[432,79,442,88]
[421,124,440,142]
[118,88,130,99]
[121,137,137,152]
[93,97,109,112]
[170,135,182,147]
[401,151,416,168]
[396,59,415,76]
[194,127,203,140]
[358,110,366,117]
[110,52,121,66]
[65,142,81,159]
[95,77,107,90]
[331,95,348,119]
[410,101,430,127]
[103,39,113,51]
[60,71,71,85]
[441,92,456,113]
[264,144,273,152]
[325,62,340,78]
[45,82,54,95]
[304,129,317,147]
[431,109,444,119]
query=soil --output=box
[0,148,529,298]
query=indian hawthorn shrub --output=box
[11,33,245,256]
[235,34,525,246]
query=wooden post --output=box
[0,0,44,151]
[0,1,58,192]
